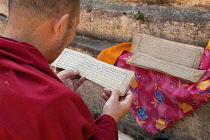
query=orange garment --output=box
[97,42,132,65]
[206,39,210,49]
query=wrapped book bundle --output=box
[97,34,210,134]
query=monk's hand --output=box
[102,88,112,101]
[102,89,134,123]
[57,70,86,91]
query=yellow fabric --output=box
[97,42,132,65]
[206,39,210,49]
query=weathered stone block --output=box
[78,0,210,47]
[0,0,8,16]
[97,0,210,8]
[68,36,117,58]
[0,16,7,35]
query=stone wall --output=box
[0,0,8,15]
[104,0,210,7]
[78,0,210,47]
[0,0,209,47]
[0,0,210,140]
[0,16,6,35]
[0,0,7,35]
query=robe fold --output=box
[0,36,118,140]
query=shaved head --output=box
[8,0,80,26]
[5,0,81,63]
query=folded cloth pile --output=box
[97,40,210,134]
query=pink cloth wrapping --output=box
[116,49,210,134]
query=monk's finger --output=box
[121,90,134,105]
[74,76,86,90]
[102,93,109,101]
[57,70,79,79]
[104,88,111,98]
[68,70,80,78]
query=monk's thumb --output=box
[109,89,121,102]
[124,90,134,105]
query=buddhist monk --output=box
[0,0,134,139]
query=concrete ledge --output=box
[81,0,210,23]
[118,131,134,140]
[0,15,7,35]
[101,0,210,8]
[68,36,117,58]
[0,0,8,17]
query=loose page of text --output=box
[131,33,204,69]
[52,49,134,96]
[127,52,205,83]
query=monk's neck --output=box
[3,22,50,61]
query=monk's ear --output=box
[53,14,70,37]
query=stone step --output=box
[68,35,118,58]
[102,0,210,7]
[118,131,134,140]
[0,0,8,17]
[1,0,209,47]
[0,14,7,35]
[78,0,210,47]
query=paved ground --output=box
[118,131,134,140]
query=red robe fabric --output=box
[0,36,118,140]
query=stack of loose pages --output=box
[126,33,205,83]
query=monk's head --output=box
[5,0,80,63]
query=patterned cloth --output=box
[116,48,210,134]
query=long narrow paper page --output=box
[127,52,205,83]
[52,49,134,96]
[131,34,204,69]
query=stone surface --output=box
[0,0,8,35]
[0,15,7,35]
[68,36,117,57]
[102,0,210,8]
[78,0,210,47]
[119,131,134,140]
[0,0,8,16]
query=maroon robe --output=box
[0,36,118,140]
